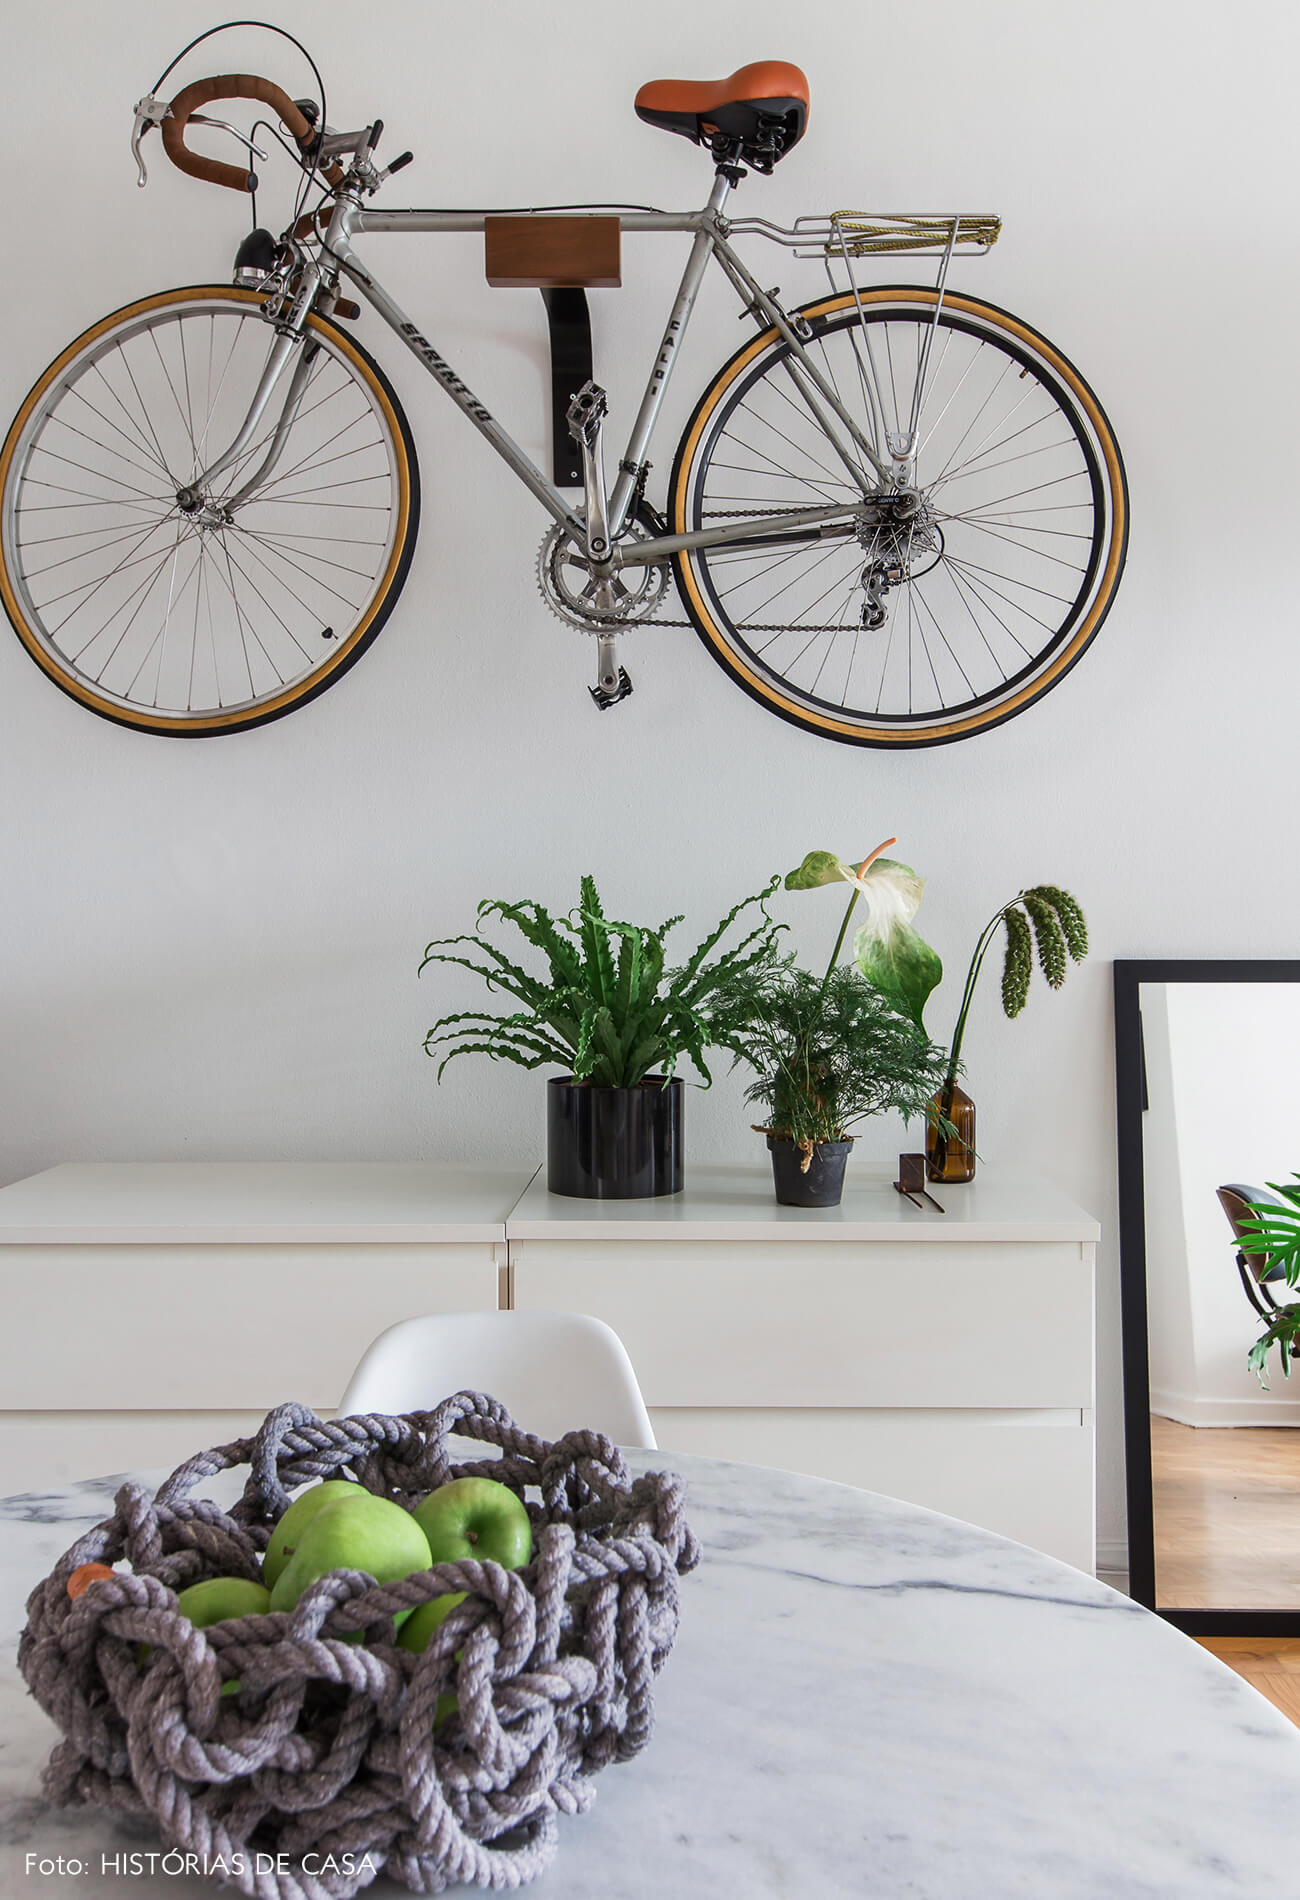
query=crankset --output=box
[537,508,671,711]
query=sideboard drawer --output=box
[510,1238,1094,1409]
[0,1242,501,1409]
[648,1406,1096,1573]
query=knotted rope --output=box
[19,1395,698,1899]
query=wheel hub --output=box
[855,496,944,626]
[176,489,233,531]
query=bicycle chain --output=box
[611,610,860,632]
[655,508,869,627]
[541,507,865,631]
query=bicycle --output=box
[0,28,1128,745]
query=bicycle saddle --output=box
[634,62,809,172]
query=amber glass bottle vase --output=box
[926,1080,976,1184]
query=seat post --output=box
[709,149,744,205]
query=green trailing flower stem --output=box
[943,898,1021,1096]
[939,883,1089,1123]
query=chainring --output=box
[537,514,671,633]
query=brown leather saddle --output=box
[635,62,810,172]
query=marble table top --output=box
[3,1453,1299,1898]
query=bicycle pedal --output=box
[566,380,608,447]
[589,666,633,710]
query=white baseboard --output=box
[1150,1387,1300,1428]
[1096,1536,1128,1572]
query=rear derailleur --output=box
[856,490,944,629]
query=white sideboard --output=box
[507,1167,1099,1572]
[0,1161,1098,1570]
[0,1163,531,1492]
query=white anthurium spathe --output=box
[850,859,943,1031]
[783,840,942,1030]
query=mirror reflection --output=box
[1140,980,1300,1612]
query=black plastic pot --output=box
[766,1134,854,1207]
[547,1076,683,1199]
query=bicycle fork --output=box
[175,269,321,518]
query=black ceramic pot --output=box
[766,1134,854,1207]
[547,1076,683,1199]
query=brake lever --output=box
[129,97,268,188]
[130,93,171,188]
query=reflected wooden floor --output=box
[1150,1413,1300,1609]
[1196,1637,1300,1726]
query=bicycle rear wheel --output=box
[0,285,419,735]
[670,287,1127,747]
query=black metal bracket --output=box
[540,288,592,487]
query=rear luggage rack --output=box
[728,210,1002,258]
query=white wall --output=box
[4,0,1299,1569]
[1144,983,1300,1424]
[1137,987,1198,1415]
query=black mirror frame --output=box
[1115,958,1300,1634]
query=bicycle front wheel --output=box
[670,287,1127,747]
[0,285,419,735]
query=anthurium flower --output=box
[850,859,943,1031]
[783,840,942,1031]
[784,837,896,891]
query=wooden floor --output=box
[1149,1413,1300,1609]
[1196,1637,1300,1726]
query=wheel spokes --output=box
[688,305,1108,725]
[6,298,403,721]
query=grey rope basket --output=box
[18,1394,699,1899]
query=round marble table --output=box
[3,1452,1299,1898]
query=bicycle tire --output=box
[0,285,419,735]
[669,287,1127,747]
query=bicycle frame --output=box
[197,168,897,570]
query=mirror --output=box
[1115,960,1300,1633]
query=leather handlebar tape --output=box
[162,75,343,192]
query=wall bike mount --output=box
[541,289,591,487]
[484,216,622,488]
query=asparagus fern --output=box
[721,837,950,1155]
[725,960,950,1145]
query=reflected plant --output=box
[1234,1180,1300,1386]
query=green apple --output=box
[177,1577,272,1625]
[263,1480,361,1587]
[140,1575,271,1693]
[396,1591,468,1731]
[410,1477,532,1571]
[395,1589,467,1654]
[268,1491,432,1620]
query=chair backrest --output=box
[336,1310,657,1449]
[1218,1183,1286,1284]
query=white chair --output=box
[336,1310,657,1448]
